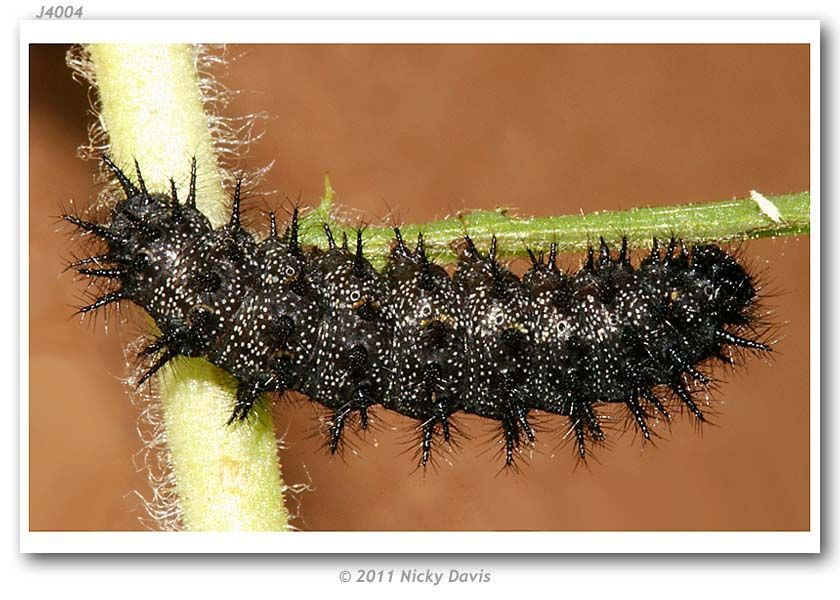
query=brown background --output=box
[29,44,810,531]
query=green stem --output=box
[303,184,809,268]
[86,44,289,531]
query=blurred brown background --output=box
[29,44,810,531]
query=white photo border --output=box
[19,18,819,554]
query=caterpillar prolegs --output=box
[63,158,771,468]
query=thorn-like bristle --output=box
[286,208,300,255]
[625,395,650,440]
[323,223,337,249]
[585,245,595,271]
[134,159,148,196]
[642,388,671,421]
[463,235,478,258]
[672,379,705,422]
[63,214,121,244]
[226,381,263,425]
[526,247,539,267]
[229,179,242,229]
[76,267,126,280]
[328,409,350,455]
[666,237,677,262]
[66,253,122,271]
[599,237,610,266]
[619,237,629,266]
[416,232,428,262]
[716,330,771,351]
[186,157,197,208]
[139,334,172,358]
[169,177,179,204]
[169,177,183,220]
[668,347,711,384]
[643,237,661,266]
[548,242,558,270]
[393,227,409,256]
[419,421,435,467]
[78,290,124,314]
[572,414,587,460]
[102,156,137,198]
[583,402,605,442]
[137,349,175,387]
[353,229,365,276]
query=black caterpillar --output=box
[63,158,771,467]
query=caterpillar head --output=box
[691,244,759,325]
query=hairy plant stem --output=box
[87,44,289,531]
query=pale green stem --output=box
[303,183,810,268]
[87,44,288,531]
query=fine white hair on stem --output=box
[121,336,184,531]
[66,44,272,210]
